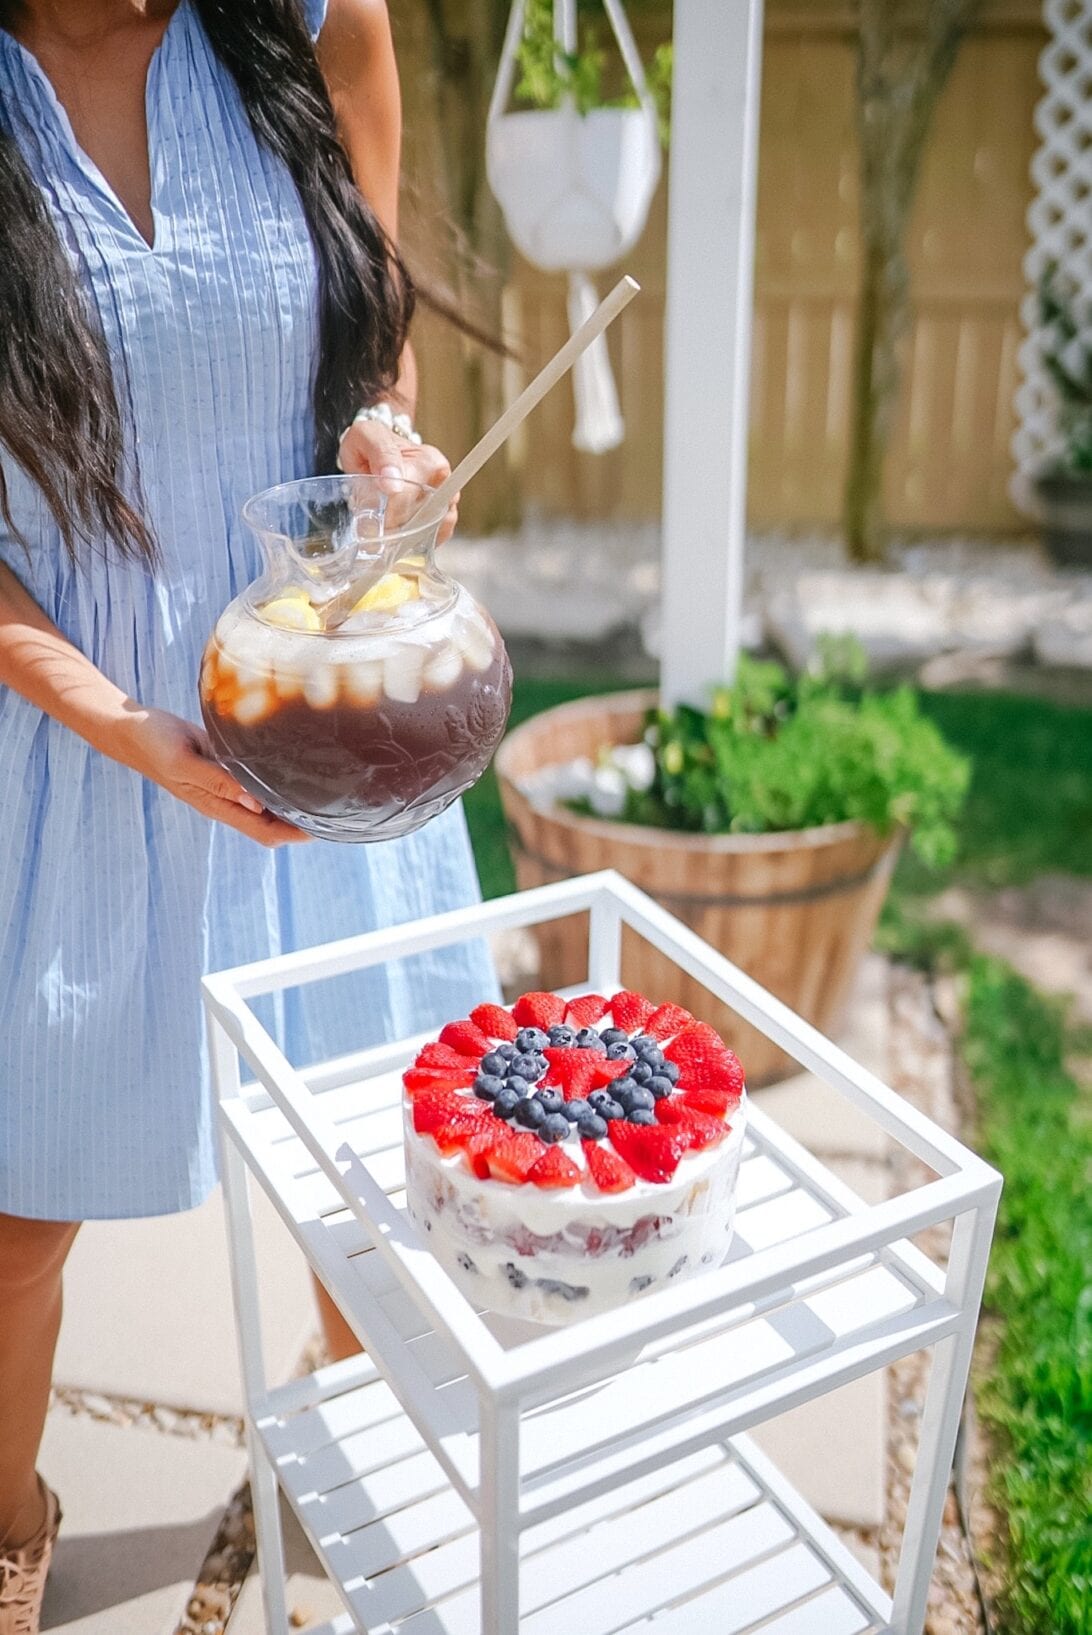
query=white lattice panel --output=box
[1013,0,1092,508]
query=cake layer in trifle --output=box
[402,989,748,1326]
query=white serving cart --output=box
[203,872,1000,1635]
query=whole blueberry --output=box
[598,1098,625,1121]
[533,1088,565,1116]
[600,1027,629,1047]
[473,1073,505,1101]
[547,1024,577,1048]
[648,1074,675,1100]
[660,1060,681,1084]
[492,1087,521,1119]
[575,1028,606,1052]
[515,1026,549,1053]
[624,1086,655,1112]
[506,1075,533,1099]
[610,1076,638,1099]
[514,1096,546,1129]
[563,1098,591,1122]
[509,1052,542,1082]
[587,1089,616,1112]
[495,1041,519,1061]
[631,1034,660,1057]
[628,1108,657,1125]
[579,1113,609,1140]
[480,1051,509,1077]
[630,1061,654,1086]
[539,1113,571,1144]
[606,1040,636,1061]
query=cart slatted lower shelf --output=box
[262,1378,880,1635]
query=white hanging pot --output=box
[487,0,661,452]
[488,103,660,273]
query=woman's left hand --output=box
[337,416,460,544]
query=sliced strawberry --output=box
[644,1002,694,1041]
[470,1003,519,1042]
[438,1019,493,1058]
[415,1042,475,1070]
[471,1128,543,1184]
[527,1145,581,1188]
[654,1099,727,1150]
[677,1085,740,1118]
[589,1055,630,1088]
[610,990,655,1032]
[664,1023,740,1082]
[511,991,566,1029]
[563,992,609,1028]
[609,1121,687,1183]
[412,1089,470,1134]
[582,1140,636,1193]
[542,1048,600,1100]
[403,1065,477,1097]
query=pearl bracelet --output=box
[351,401,423,446]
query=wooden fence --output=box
[400,0,1044,536]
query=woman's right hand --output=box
[118,705,310,847]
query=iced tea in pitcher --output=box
[199,475,512,842]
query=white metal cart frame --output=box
[203,871,1000,1635]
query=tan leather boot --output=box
[0,1479,61,1635]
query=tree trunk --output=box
[845,0,979,563]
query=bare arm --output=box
[0,559,306,845]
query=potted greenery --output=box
[486,0,670,451]
[1034,264,1092,569]
[497,644,969,1084]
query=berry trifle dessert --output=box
[403,990,747,1325]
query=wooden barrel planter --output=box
[496,690,902,1087]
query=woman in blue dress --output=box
[0,1,497,1619]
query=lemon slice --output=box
[351,573,417,615]
[262,593,321,632]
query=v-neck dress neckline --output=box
[0,0,188,253]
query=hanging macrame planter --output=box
[487,0,661,453]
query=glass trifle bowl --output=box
[199,474,512,842]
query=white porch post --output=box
[660,0,765,711]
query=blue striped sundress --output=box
[0,0,499,1221]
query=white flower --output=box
[610,742,656,792]
[587,765,628,817]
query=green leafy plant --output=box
[514,0,672,143]
[569,642,970,867]
[1038,263,1092,475]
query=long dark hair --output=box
[0,0,414,565]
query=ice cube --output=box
[233,687,274,726]
[302,667,339,710]
[344,659,384,705]
[454,611,494,673]
[423,644,463,692]
[383,645,424,704]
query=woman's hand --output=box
[337,415,461,544]
[117,706,310,848]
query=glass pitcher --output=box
[199,474,512,842]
